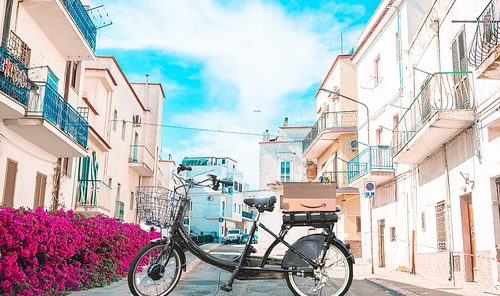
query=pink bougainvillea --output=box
[0,207,160,295]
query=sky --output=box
[95,0,380,189]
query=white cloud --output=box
[101,0,366,188]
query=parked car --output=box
[224,229,243,244]
[242,234,258,244]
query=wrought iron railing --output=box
[302,111,358,153]
[0,47,29,106]
[7,31,31,67]
[26,82,89,148]
[321,171,350,188]
[392,72,475,156]
[62,0,97,51]
[347,146,394,183]
[468,0,500,68]
[129,145,155,172]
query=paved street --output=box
[170,244,391,296]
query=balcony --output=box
[467,0,500,79]
[4,82,88,157]
[21,0,96,60]
[0,47,30,119]
[75,180,112,217]
[347,146,394,187]
[302,111,358,159]
[392,72,475,164]
[321,171,359,197]
[242,210,254,220]
[129,145,155,176]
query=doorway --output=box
[460,193,476,282]
[378,219,386,267]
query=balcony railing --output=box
[302,111,358,153]
[347,146,393,183]
[129,145,155,171]
[0,47,29,106]
[392,72,475,156]
[468,0,500,68]
[62,0,97,50]
[26,82,89,148]
[321,171,350,188]
[76,180,112,208]
[242,210,253,219]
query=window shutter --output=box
[3,159,18,207]
[33,172,47,209]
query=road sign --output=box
[364,181,376,198]
[218,217,224,222]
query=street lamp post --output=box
[319,87,374,274]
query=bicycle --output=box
[128,164,355,296]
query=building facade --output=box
[181,156,253,242]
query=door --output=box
[133,132,138,161]
[378,219,386,267]
[2,159,18,207]
[460,193,476,282]
[33,172,47,209]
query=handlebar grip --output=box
[220,179,233,186]
[177,164,192,173]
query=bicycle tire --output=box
[128,241,182,296]
[285,240,353,296]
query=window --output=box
[70,62,78,89]
[451,28,471,108]
[115,201,124,220]
[374,54,381,86]
[112,110,118,131]
[239,183,242,192]
[121,120,126,140]
[234,203,236,212]
[222,159,225,164]
[57,158,71,177]
[222,201,225,213]
[390,227,396,242]
[436,201,447,251]
[356,216,361,233]
[33,172,47,209]
[239,204,241,213]
[116,183,121,201]
[2,159,18,208]
[77,107,90,121]
[234,181,238,189]
[280,161,290,182]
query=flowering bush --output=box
[0,207,160,295]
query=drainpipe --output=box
[443,145,455,284]
[2,0,13,48]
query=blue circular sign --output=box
[366,183,374,191]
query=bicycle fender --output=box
[332,236,356,265]
[150,237,187,272]
[282,234,326,268]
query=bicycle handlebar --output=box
[174,165,230,192]
[220,179,233,186]
[177,164,192,173]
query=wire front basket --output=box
[135,186,190,229]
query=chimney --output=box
[284,117,288,126]
[263,130,270,142]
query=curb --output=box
[364,278,408,296]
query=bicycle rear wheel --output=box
[128,241,182,296]
[285,240,353,296]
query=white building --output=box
[181,156,253,241]
[75,56,164,223]
[351,0,500,293]
[256,120,313,254]
[0,0,97,210]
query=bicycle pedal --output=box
[220,284,233,292]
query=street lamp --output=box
[318,87,374,274]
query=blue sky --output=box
[95,0,379,188]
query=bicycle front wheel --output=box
[285,240,353,296]
[128,241,182,296]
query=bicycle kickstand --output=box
[220,264,240,292]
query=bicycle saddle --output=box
[244,196,276,212]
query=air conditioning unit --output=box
[133,115,142,126]
[349,139,358,150]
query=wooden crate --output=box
[282,182,336,211]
